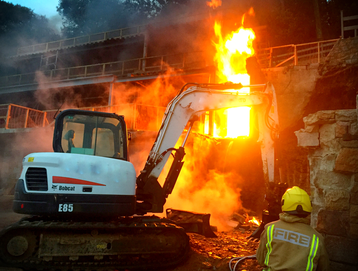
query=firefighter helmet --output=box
[281,186,312,217]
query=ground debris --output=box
[167,228,262,271]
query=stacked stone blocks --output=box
[295,108,358,270]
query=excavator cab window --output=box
[53,109,128,160]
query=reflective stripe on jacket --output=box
[256,213,330,271]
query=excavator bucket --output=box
[166,208,217,238]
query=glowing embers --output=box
[203,107,251,138]
[248,216,260,226]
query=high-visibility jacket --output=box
[256,213,330,271]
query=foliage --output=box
[320,0,358,39]
[0,1,60,56]
[1,0,358,53]
[57,0,191,37]
[57,0,131,37]
[253,0,358,46]
[0,0,61,76]
[123,0,190,18]
[256,0,317,46]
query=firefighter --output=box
[256,186,330,271]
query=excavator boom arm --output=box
[136,83,279,214]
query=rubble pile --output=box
[170,228,261,271]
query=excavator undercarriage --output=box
[0,216,189,271]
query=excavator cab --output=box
[53,109,128,160]
[12,109,137,218]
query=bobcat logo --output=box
[52,185,58,190]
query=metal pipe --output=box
[181,123,193,148]
[5,104,11,129]
[341,10,344,38]
[43,112,47,127]
[142,33,148,71]
[108,81,114,106]
[24,109,29,128]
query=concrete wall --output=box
[296,108,358,270]
[319,36,358,76]
[263,64,319,131]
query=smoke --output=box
[34,71,62,109]
[34,71,110,110]
[34,71,79,110]
[0,3,61,59]
[48,14,63,35]
[126,116,250,231]
[170,169,243,230]
[162,133,248,231]
[112,72,182,106]
[0,126,53,193]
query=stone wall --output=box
[295,108,358,270]
[319,36,358,76]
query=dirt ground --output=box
[168,230,261,271]
[0,195,262,271]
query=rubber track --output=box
[0,216,190,271]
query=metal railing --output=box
[45,104,166,131]
[0,51,207,88]
[10,25,147,57]
[0,39,341,88]
[257,39,338,68]
[0,103,166,132]
[341,11,358,38]
[0,104,47,129]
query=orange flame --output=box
[210,10,256,138]
[213,21,256,87]
[248,216,261,226]
[206,0,222,9]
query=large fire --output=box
[164,10,260,230]
[209,11,256,138]
[213,21,255,86]
[111,9,260,231]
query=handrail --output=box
[0,104,46,129]
[0,39,340,88]
[257,39,339,68]
[0,103,166,132]
[341,11,358,38]
[0,52,207,88]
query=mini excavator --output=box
[0,82,279,270]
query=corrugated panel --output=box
[8,25,147,58]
